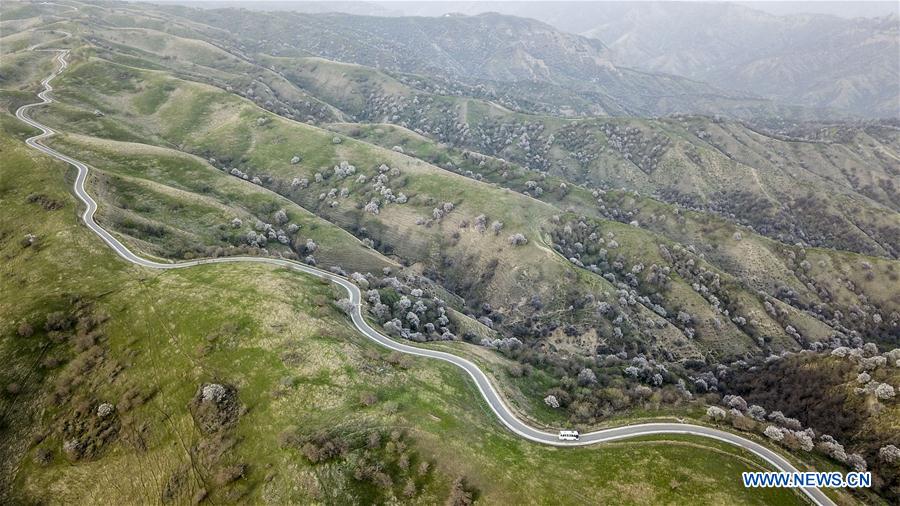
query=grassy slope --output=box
[0,5,868,504]
[22,55,892,502]
[84,25,342,122]
[0,115,807,505]
[333,121,900,347]
[47,133,392,273]
[16,5,894,355]
[28,59,612,322]
[37,51,899,368]
[266,50,899,258]
[34,56,786,359]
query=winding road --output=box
[17,49,833,506]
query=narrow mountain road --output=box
[17,49,834,506]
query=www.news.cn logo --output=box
[743,471,871,488]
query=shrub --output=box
[577,368,597,386]
[764,425,785,442]
[874,383,895,400]
[474,214,487,233]
[17,322,34,337]
[879,445,900,463]
[45,311,74,331]
[706,406,726,422]
[446,476,475,506]
[336,298,355,315]
[508,233,527,246]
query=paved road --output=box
[17,49,832,506]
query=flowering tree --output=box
[706,406,726,422]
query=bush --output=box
[446,476,475,506]
[577,368,597,386]
[706,406,726,422]
[17,322,34,337]
[45,311,74,331]
[508,233,527,246]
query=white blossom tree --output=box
[874,382,895,400]
[747,404,766,421]
[336,298,355,315]
[201,383,227,403]
[879,444,900,463]
[764,426,785,442]
[97,403,115,417]
[706,406,726,422]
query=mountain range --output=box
[165,5,789,118]
[182,1,900,118]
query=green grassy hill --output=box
[26,39,899,368]
[10,0,896,260]
[30,56,767,360]
[2,1,898,503]
[258,52,899,259]
[0,114,811,505]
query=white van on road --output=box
[558,430,580,441]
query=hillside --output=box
[2,116,810,504]
[2,1,899,503]
[155,3,793,118]
[579,3,900,118]
[340,1,900,118]
[261,53,900,258]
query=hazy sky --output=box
[164,1,899,19]
[735,1,898,18]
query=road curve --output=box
[17,49,832,506]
